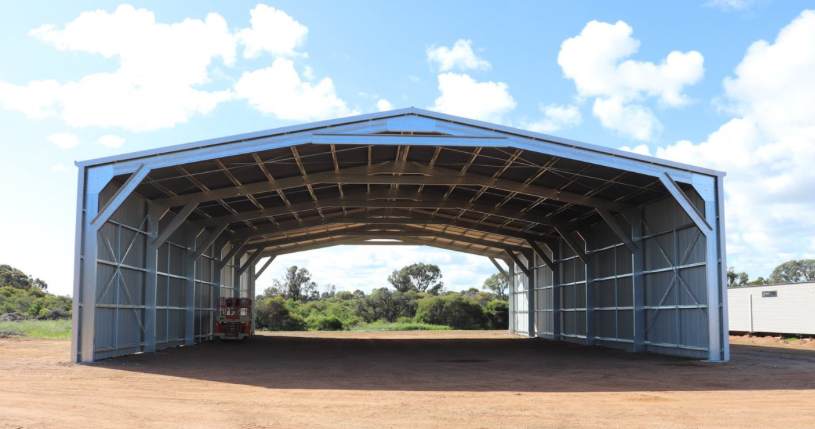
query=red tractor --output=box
[214,297,253,340]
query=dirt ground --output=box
[2,331,815,429]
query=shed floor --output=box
[2,330,815,429]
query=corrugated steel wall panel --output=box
[92,182,223,359]
[512,192,714,358]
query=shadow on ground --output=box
[99,333,815,393]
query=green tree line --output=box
[728,259,815,287]
[254,263,509,331]
[0,265,72,318]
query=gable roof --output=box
[76,107,724,178]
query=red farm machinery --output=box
[215,297,253,340]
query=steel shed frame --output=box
[71,108,729,362]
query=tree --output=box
[355,288,415,322]
[275,265,319,302]
[482,273,509,300]
[747,276,769,286]
[770,259,815,284]
[387,263,443,294]
[255,296,306,331]
[320,283,337,300]
[0,265,47,290]
[415,295,487,329]
[727,267,749,287]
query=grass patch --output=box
[350,321,452,331]
[0,319,71,339]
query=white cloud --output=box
[558,20,704,140]
[257,245,499,294]
[705,0,758,11]
[430,73,516,123]
[237,4,308,58]
[51,163,72,172]
[97,135,125,148]
[651,10,815,278]
[0,5,235,131]
[427,39,491,72]
[47,133,79,149]
[523,103,582,133]
[376,99,394,111]
[234,57,356,121]
[593,97,662,141]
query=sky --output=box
[1,0,814,296]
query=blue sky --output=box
[1,1,814,296]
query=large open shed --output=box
[71,108,729,363]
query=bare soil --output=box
[2,330,815,429]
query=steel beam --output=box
[90,164,150,230]
[158,160,629,213]
[527,239,556,271]
[489,257,508,278]
[76,167,102,362]
[255,255,276,279]
[246,226,528,253]
[238,246,266,276]
[551,241,561,341]
[258,236,508,259]
[507,258,516,334]
[233,209,550,243]
[153,199,199,247]
[596,208,637,254]
[554,227,588,263]
[628,209,645,352]
[184,226,195,346]
[143,202,162,353]
[200,189,569,229]
[191,222,229,261]
[585,251,595,346]
[217,237,249,270]
[505,250,531,278]
[660,172,713,236]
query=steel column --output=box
[76,166,109,362]
[551,241,561,341]
[507,259,516,335]
[527,253,535,338]
[184,229,195,345]
[585,249,595,346]
[143,202,162,353]
[629,209,646,352]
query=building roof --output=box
[81,108,722,259]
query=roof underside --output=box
[100,110,704,259]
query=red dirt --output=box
[2,330,815,429]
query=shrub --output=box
[415,295,487,329]
[355,288,417,322]
[484,300,509,329]
[255,296,307,331]
[310,315,344,331]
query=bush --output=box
[415,295,487,329]
[355,288,417,323]
[255,296,307,331]
[310,315,344,331]
[484,300,509,329]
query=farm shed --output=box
[71,108,729,362]
[729,283,815,335]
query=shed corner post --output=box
[73,165,113,363]
[694,174,728,362]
